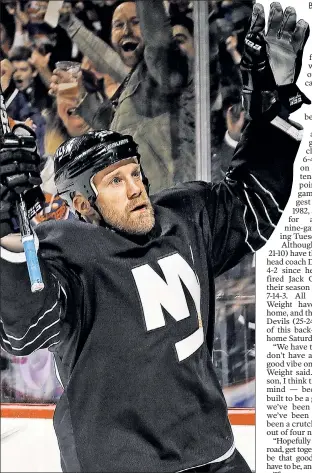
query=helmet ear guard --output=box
[140,166,150,195]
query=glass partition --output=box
[0,0,255,407]
[206,0,256,407]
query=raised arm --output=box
[206,2,309,275]
[159,3,309,277]
[0,126,77,356]
[158,111,302,277]
[205,116,301,276]
[59,14,129,84]
[136,0,189,92]
[0,247,69,356]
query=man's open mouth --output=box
[131,203,147,212]
[121,41,139,53]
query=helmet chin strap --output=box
[92,201,105,226]
[87,175,106,225]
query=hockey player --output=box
[0,4,310,473]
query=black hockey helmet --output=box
[54,130,149,205]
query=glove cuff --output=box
[271,116,303,142]
[242,87,280,121]
[278,84,311,114]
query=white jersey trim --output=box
[176,444,236,472]
[243,206,256,253]
[4,300,59,341]
[243,186,268,243]
[2,321,60,351]
[249,173,283,213]
[254,192,277,228]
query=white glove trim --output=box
[271,116,303,141]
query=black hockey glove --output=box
[241,2,310,120]
[0,125,42,238]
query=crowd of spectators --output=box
[0,0,256,407]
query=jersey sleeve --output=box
[203,118,302,276]
[0,225,79,356]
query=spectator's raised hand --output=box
[226,34,241,65]
[5,0,29,25]
[0,59,14,92]
[7,117,37,131]
[24,118,37,131]
[49,69,85,97]
[25,0,47,24]
[226,105,245,142]
[226,34,238,54]
[49,68,87,119]
[29,49,51,70]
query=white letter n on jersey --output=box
[132,253,204,362]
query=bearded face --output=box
[92,160,155,235]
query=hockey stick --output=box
[0,84,44,292]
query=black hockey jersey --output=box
[0,120,301,472]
